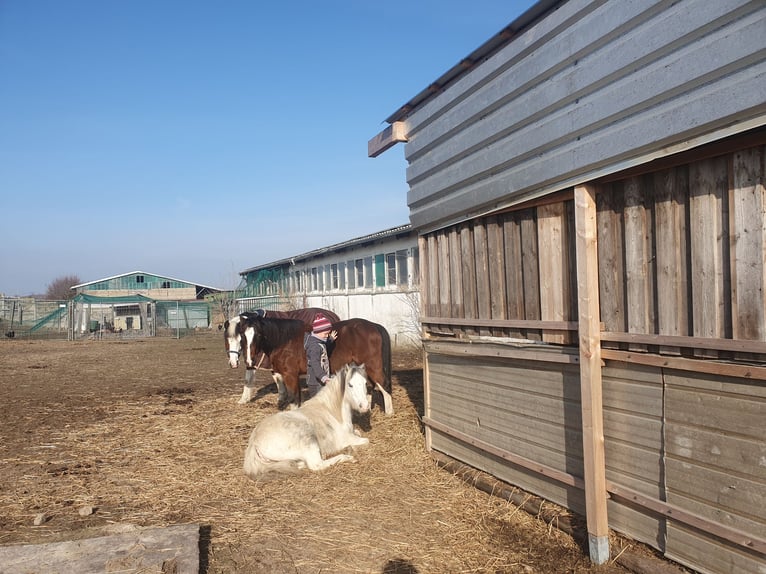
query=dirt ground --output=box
[0,333,643,573]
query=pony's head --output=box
[223,315,243,368]
[339,363,370,414]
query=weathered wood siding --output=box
[425,341,584,512]
[597,145,766,348]
[663,370,766,574]
[403,0,766,231]
[420,198,578,344]
[421,140,766,573]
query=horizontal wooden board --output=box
[665,522,766,574]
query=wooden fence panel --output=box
[503,213,526,339]
[437,229,452,320]
[624,176,655,341]
[448,228,463,323]
[487,216,508,337]
[537,202,572,344]
[460,224,478,335]
[597,184,627,333]
[654,167,690,339]
[689,156,729,341]
[473,221,492,337]
[731,146,766,341]
[520,211,542,340]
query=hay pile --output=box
[0,335,633,573]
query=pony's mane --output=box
[251,317,305,354]
[312,363,364,417]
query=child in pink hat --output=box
[304,313,335,398]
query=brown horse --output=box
[239,316,308,409]
[224,307,337,404]
[329,318,393,414]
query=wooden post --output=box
[574,184,610,564]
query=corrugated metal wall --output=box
[402,0,766,231]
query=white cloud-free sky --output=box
[0,0,535,295]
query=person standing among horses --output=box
[304,314,336,397]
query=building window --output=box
[386,252,396,285]
[331,264,339,290]
[311,267,318,291]
[355,259,364,289]
[136,275,144,284]
[397,250,409,286]
[364,257,373,288]
[347,260,355,289]
[338,262,346,289]
[161,281,171,289]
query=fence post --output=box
[575,183,609,565]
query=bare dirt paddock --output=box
[0,334,652,573]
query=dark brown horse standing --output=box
[240,316,308,409]
[329,318,393,414]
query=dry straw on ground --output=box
[0,334,637,573]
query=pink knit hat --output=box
[312,314,332,333]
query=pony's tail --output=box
[377,324,392,393]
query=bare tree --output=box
[45,275,81,300]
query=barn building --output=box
[69,271,221,337]
[369,1,766,572]
[236,224,421,348]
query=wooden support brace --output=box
[574,183,610,564]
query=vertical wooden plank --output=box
[426,234,439,319]
[689,157,728,344]
[654,167,690,343]
[730,147,766,341]
[437,229,452,320]
[624,177,652,342]
[418,236,429,331]
[504,213,525,338]
[596,184,626,333]
[521,210,542,341]
[575,183,609,565]
[538,202,569,344]
[474,220,492,336]
[487,216,508,337]
[448,227,464,321]
[460,223,478,336]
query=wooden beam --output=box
[421,316,577,331]
[600,331,766,354]
[575,183,610,564]
[600,348,766,381]
[368,121,407,157]
[423,416,584,489]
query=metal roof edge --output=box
[240,223,414,275]
[71,270,222,292]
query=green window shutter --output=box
[375,254,385,287]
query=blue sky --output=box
[0,0,534,295]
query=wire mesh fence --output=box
[0,297,219,341]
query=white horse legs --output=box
[375,383,394,415]
[238,370,291,406]
[238,368,257,404]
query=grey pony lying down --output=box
[243,363,370,480]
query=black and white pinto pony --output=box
[243,363,370,480]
